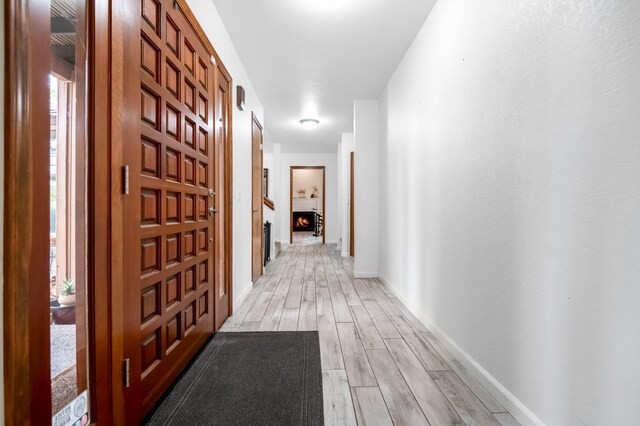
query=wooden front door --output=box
[251,114,264,281]
[122,0,217,421]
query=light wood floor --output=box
[292,231,323,245]
[220,244,520,426]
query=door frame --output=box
[251,113,264,282]
[215,63,235,327]
[4,0,235,423]
[3,0,114,423]
[3,0,52,422]
[349,152,354,257]
[290,166,326,244]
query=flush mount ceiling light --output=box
[299,118,320,129]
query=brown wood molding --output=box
[264,197,275,210]
[91,0,119,423]
[222,69,234,317]
[4,0,52,423]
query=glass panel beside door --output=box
[49,0,90,424]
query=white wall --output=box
[378,1,640,425]
[280,142,337,154]
[292,169,324,199]
[186,0,265,306]
[263,150,276,258]
[278,153,339,245]
[272,143,282,251]
[263,150,275,200]
[353,101,379,277]
[264,141,283,257]
[336,141,342,252]
[340,133,354,257]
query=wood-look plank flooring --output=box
[220,244,520,426]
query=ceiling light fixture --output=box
[300,118,320,129]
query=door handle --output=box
[252,209,258,213]
[209,207,217,216]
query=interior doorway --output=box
[251,113,264,281]
[290,166,326,245]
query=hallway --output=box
[3,0,640,423]
[221,245,519,425]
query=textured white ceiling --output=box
[212,0,437,147]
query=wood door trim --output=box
[71,0,89,404]
[97,0,125,423]
[219,68,234,318]
[3,0,52,422]
[350,152,354,257]
[264,197,275,210]
[289,166,326,244]
[2,1,115,422]
[251,113,263,282]
[212,64,233,330]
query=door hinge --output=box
[123,358,130,388]
[260,144,263,150]
[122,165,130,195]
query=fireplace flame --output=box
[296,217,310,227]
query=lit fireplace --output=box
[293,211,315,232]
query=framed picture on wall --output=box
[263,168,269,198]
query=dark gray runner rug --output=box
[144,331,323,426]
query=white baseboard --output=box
[341,251,350,258]
[378,274,545,426]
[283,241,338,247]
[233,281,253,310]
[353,270,379,279]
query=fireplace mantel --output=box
[293,197,322,213]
